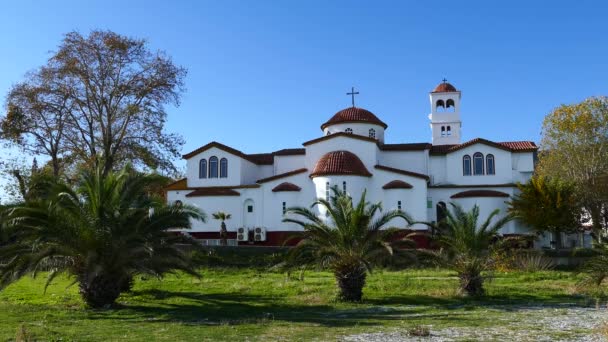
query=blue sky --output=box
[1,1,607,164]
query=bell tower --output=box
[429,79,462,145]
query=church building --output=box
[165,81,538,246]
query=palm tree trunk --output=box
[78,274,123,308]
[459,271,485,296]
[335,267,366,302]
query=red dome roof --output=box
[432,82,458,93]
[382,180,413,189]
[271,182,302,192]
[310,150,372,178]
[321,107,387,130]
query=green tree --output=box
[0,167,205,308]
[538,97,608,242]
[508,176,581,248]
[212,211,232,246]
[426,203,513,296]
[282,186,415,302]
[1,30,187,177]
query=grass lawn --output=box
[0,268,604,341]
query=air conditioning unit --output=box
[254,227,266,242]
[237,227,248,241]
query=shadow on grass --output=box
[82,288,589,328]
[82,289,423,327]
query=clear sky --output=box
[1,1,607,165]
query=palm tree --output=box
[425,203,512,296]
[212,211,232,246]
[0,167,206,308]
[579,243,608,291]
[282,186,415,302]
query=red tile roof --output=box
[273,148,306,156]
[272,182,302,192]
[430,138,538,154]
[379,143,432,151]
[432,82,458,93]
[257,168,308,184]
[382,180,414,189]
[310,151,372,178]
[374,165,429,180]
[450,190,510,198]
[321,107,388,130]
[182,141,274,165]
[303,132,378,146]
[186,187,241,197]
[430,183,516,188]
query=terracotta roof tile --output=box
[311,151,372,178]
[374,165,429,180]
[321,107,388,130]
[257,168,308,184]
[450,190,510,198]
[432,82,458,93]
[380,143,432,151]
[186,187,241,197]
[182,141,274,165]
[430,183,516,188]
[430,138,538,155]
[303,132,378,146]
[382,180,414,189]
[272,182,302,192]
[273,148,305,156]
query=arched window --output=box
[463,155,472,176]
[473,152,484,175]
[397,200,402,210]
[486,154,495,175]
[342,181,347,193]
[282,201,286,215]
[436,99,445,111]
[446,99,455,112]
[369,128,376,138]
[447,126,452,136]
[209,156,219,178]
[436,202,447,223]
[345,128,353,134]
[199,159,207,178]
[441,126,446,137]
[220,158,228,178]
[325,181,330,201]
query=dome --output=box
[321,107,388,130]
[432,82,458,93]
[382,180,413,189]
[310,150,372,178]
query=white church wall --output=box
[427,187,530,235]
[185,147,243,187]
[369,169,429,230]
[323,122,385,142]
[445,145,513,185]
[260,173,317,232]
[274,155,306,174]
[240,161,273,185]
[305,136,378,171]
[429,155,447,185]
[378,151,428,175]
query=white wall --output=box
[444,144,513,185]
[378,151,428,175]
[323,122,385,143]
[305,136,378,171]
[274,155,306,174]
[185,147,243,187]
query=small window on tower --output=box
[397,200,402,210]
[441,126,446,137]
[342,181,347,193]
[325,182,330,201]
[345,128,353,134]
[368,128,376,138]
[247,205,253,213]
[447,126,452,136]
[282,202,286,215]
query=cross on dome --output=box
[346,87,359,107]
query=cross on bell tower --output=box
[346,87,359,107]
